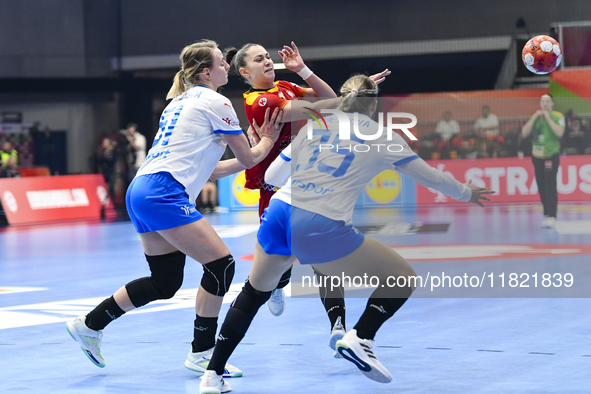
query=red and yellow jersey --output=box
[243,80,307,192]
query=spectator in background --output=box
[196,181,218,213]
[474,105,499,137]
[562,117,587,154]
[123,123,147,180]
[435,111,460,141]
[435,111,462,159]
[98,137,118,202]
[0,156,21,178]
[521,94,565,229]
[0,141,18,168]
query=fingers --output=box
[291,41,299,53]
[272,107,283,124]
[263,107,271,124]
[252,117,260,130]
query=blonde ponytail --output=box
[338,75,378,113]
[166,40,218,100]
[166,70,187,100]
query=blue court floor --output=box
[1,203,591,393]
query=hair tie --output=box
[351,89,359,95]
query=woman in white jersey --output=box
[200,75,493,393]
[66,40,282,381]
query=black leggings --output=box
[532,155,559,218]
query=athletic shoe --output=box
[336,329,392,383]
[541,217,556,229]
[329,316,346,359]
[66,315,106,368]
[199,370,232,394]
[185,348,243,378]
[267,288,286,316]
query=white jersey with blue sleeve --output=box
[136,85,243,203]
[272,113,420,224]
[265,144,292,189]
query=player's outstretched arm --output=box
[279,41,337,100]
[397,158,494,206]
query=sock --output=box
[85,296,125,331]
[207,281,271,375]
[276,266,292,289]
[315,268,346,330]
[208,308,250,375]
[326,302,346,331]
[191,315,218,353]
[353,296,409,341]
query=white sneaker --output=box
[542,217,556,229]
[185,348,243,378]
[199,370,232,394]
[329,316,346,359]
[335,329,392,383]
[267,288,286,316]
[66,315,105,368]
[540,216,549,228]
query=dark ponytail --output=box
[224,47,238,68]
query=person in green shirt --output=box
[521,94,565,229]
[0,141,18,168]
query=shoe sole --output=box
[329,331,345,350]
[66,322,105,368]
[336,342,392,383]
[185,360,243,378]
[329,331,345,358]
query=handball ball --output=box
[522,35,562,75]
[251,94,283,126]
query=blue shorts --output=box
[126,172,203,233]
[258,199,365,265]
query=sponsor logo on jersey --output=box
[222,117,232,126]
[181,205,197,215]
[258,97,267,106]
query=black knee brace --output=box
[201,254,235,296]
[126,250,186,308]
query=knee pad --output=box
[201,254,235,296]
[126,250,186,308]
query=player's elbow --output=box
[236,157,257,169]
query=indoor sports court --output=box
[3,1,591,393]
[2,201,591,393]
